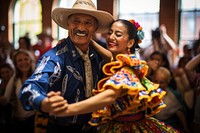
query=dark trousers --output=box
[0,104,12,133]
[47,120,97,133]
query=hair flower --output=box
[134,22,140,29]
[129,19,135,24]
[137,30,144,40]
[138,27,142,31]
[129,19,145,44]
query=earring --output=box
[128,47,131,54]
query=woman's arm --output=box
[0,76,15,105]
[160,25,177,51]
[159,25,178,67]
[185,53,200,77]
[48,88,121,116]
[185,53,200,71]
[91,40,112,62]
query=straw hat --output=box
[51,0,114,33]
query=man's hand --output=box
[41,91,68,114]
[159,24,167,35]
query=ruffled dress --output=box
[88,54,180,133]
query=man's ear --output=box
[95,19,99,32]
[66,16,71,26]
[94,23,98,32]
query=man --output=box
[18,0,114,132]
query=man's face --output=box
[153,73,169,90]
[67,13,98,47]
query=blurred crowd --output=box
[0,33,52,133]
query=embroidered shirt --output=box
[19,37,103,124]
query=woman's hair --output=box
[192,39,200,56]
[192,39,200,73]
[18,36,31,50]
[151,27,160,39]
[114,19,141,53]
[149,51,170,69]
[12,49,35,79]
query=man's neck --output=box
[74,44,89,54]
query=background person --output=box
[0,50,36,133]
[141,24,178,68]
[0,63,14,132]
[185,53,200,133]
[32,32,53,61]
[153,67,189,133]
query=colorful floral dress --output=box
[89,54,180,133]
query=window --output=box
[179,0,200,47]
[13,0,42,49]
[118,0,160,48]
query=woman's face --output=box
[0,67,13,82]
[106,21,133,57]
[150,54,165,67]
[19,39,28,50]
[15,52,32,73]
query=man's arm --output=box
[19,55,59,113]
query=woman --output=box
[0,63,14,132]
[0,50,36,133]
[185,46,200,133]
[153,67,189,132]
[146,51,177,90]
[47,19,180,132]
[0,63,14,95]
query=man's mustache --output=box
[74,29,88,35]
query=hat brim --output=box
[52,8,114,33]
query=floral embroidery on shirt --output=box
[61,74,68,96]
[56,45,68,55]
[21,84,40,106]
[35,56,50,74]
[49,62,61,87]
[66,66,83,81]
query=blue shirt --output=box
[19,37,103,124]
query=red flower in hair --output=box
[134,22,140,29]
[129,19,140,29]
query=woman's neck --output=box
[21,72,29,83]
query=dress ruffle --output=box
[89,54,178,132]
